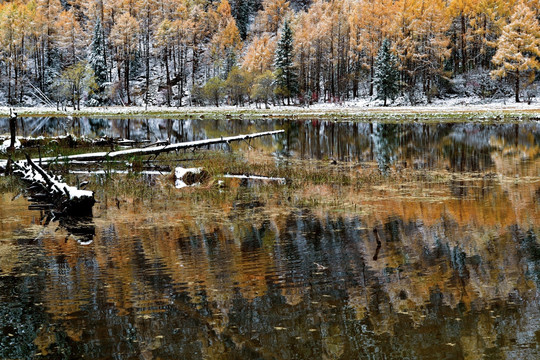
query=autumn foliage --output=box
[1,0,540,106]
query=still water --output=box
[0,118,539,359]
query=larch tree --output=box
[34,0,63,91]
[491,1,540,102]
[242,33,277,74]
[110,12,140,104]
[56,10,86,67]
[253,0,291,35]
[207,0,242,78]
[0,1,29,104]
[469,0,512,69]
[155,18,174,105]
[408,0,451,102]
[352,0,395,97]
[447,0,476,74]
[274,20,298,105]
[375,39,400,106]
[295,0,331,101]
[391,0,416,98]
[171,0,194,107]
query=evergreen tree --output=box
[274,20,298,105]
[374,39,400,106]
[232,0,252,40]
[88,18,107,102]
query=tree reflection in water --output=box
[0,119,539,359]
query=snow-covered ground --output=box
[1,95,540,118]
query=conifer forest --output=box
[2,0,540,108]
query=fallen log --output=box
[13,154,95,216]
[37,130,284,163]
[222,174,287,185]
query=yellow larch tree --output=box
[0,1,30,103]
[447,0,476,73]
[208,0,242,78]
[471,0,515,69]
[110,11,140,104]
[242,33,277,74]
[253,0,291,36]
[407,0,451,102]
[35,0,62,65]
[56,9,86,66]
[491,1,540,102]
[349,0,396,96]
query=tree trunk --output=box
[515,70,520,103]
[125,50,131,105]
[145,12,150,110]
[9,113,17,150]
[461,14,467,73]
[369,55,374,97]
[165,48,171,106]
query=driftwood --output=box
[37,130,284,163]
[13,154,95,216]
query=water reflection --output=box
[0,118,539,359]
[2,118,539,174]
[0,185,539,358]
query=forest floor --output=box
[2,98,540,122]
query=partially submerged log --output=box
[38,130,285,163]
[13,154,95,216]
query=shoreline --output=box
[1,103,540,121]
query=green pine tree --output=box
[374,39,400,106]
[88,18,107,104]
[232,0,251,40]
[89,18,107,87]
[274,20,298,105]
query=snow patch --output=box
[0,138,21,153]
[174,167,202,179]
[174,167,203,189]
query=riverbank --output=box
[2,100,540,121]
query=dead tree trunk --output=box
[9,109,17,151]
[13,154,95,216]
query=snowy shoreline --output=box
[2,98,540,119]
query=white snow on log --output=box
[37,130,285,163]
[15,161,93,200]
[69,170,165,175]
[223,174,286,184]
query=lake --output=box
[0,118,539,359]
